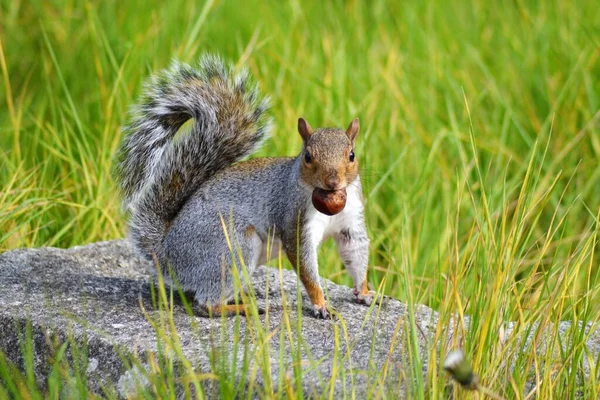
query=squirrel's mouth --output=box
[300,176,348,193]
[317,188,343,193]
[315,183,347,192]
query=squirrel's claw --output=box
[313,304,336,320]
[354,288,378,306]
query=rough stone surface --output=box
[0,240,598,397]
[0,240,432,397]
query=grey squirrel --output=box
[115,55,375,319]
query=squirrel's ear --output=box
[298,118,313,141]
[346,118,360,141]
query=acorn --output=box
[311,188,347,215]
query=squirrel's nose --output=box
[325,175,340,190]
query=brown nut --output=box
[311,188,347,216]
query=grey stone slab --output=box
[0,240,434,397]
[1,240,598,398]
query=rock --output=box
[1,240,598,397]
[0,240,435,397]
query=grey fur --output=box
[115,55,371,315]
[114,55,270,260]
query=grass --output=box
[0,0,599,397]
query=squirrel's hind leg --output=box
[202,303,266,317]
[193,224,265,317]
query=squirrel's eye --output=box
[349,150,355,162]
[304,151,312,163]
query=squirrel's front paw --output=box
[313,303,335,320]
[353,288,378,306]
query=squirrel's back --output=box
[114,55,271,260]
[189,156,299,211]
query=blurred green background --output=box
[1,0,599,312]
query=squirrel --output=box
[115,55,375,319]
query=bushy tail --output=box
[115,55,270,259]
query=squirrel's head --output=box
[298,117,360,191]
